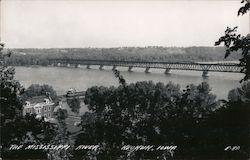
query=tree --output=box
[1,43,25,146]
[0,43,56,159]
[228,80,250,102]
[21,84,58,102]
[66,98,81,114]
[74,70,218,159]
[47,108,73,160]
[238,0,250,15]
[213,2,250,158]
[215,0,250,81]
[204,81,250,159]
[54,108,68,121]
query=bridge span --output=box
[48,59,243,77]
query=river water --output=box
[14,66,244,100]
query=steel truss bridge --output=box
[48,59,243,77]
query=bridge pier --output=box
[202,70,209,77]
[128,66,133,72]
[99,65,104,70]
[86,64,91,69]
[75,64,80,68]
[164,68,171,74]
[145,67,150,73]
[112,65,117,70]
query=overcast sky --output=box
[1,0,249,48]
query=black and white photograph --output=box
[0,0,249,159]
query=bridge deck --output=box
[49,59,243,73]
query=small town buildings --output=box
[23,95,55,121]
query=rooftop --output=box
[26,95,51,104]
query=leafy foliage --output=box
[113,69,126,86]
[48,108,73,160]
[228,80,250,102]
[1,43,26,148]
[54,108,69,121]
[74,70,249,159]
[0,43,56,159]
[74,69,218,159]
[215,1,250,81]
[66,97,81,114]
[21,84,58,102]
[206,99,250,159]
[238,0,250,15]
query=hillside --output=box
[6,46,241,66]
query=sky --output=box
[1,0,249,48]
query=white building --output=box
[23,95,55,121]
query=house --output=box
[23,95,55,121]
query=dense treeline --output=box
[1,44,55,159]
[73,70,250,160]
[1,44,72,159]
[6,47,240,66]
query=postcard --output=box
[0,0,249,159]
